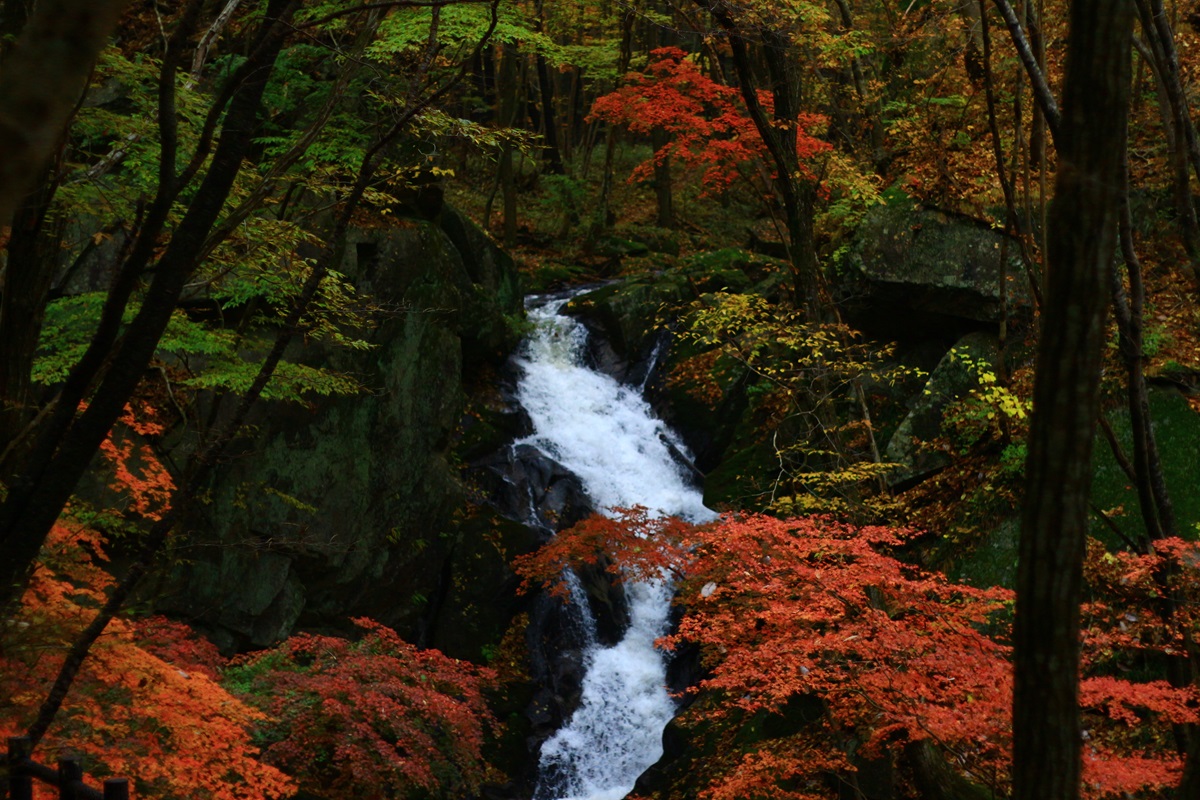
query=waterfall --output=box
[514,295,715,800]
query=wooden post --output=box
[7,737,32,800]
[58,757,82,800]
[102,778,130,800]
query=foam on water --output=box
[515,296,715,800]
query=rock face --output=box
[155,207,527,654]
[838,202,1030,336]
[885,331,1000,488]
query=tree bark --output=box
[0,167,59,454]
[991,0,1061,139]
[905,740,992,800]
[533,0,564,174]
[0,0,297,611]
[0,0,128,228]
[1133,0,1200,292]
[1112,155,1175,546]
[1013,3,1134,800]
[0,1,129,451]
[651,127,673,228]
[703,5,825,318]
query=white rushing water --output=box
[515,295,715,800]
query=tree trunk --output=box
[830,0,885,163]
[533,0,564,174]
[1134,0,1200,292]
[1013,4,1134,800]
[0,168,58,456]
[0,0,30,49]
[704,5,825,318]
[0,0,128,228]
[0,0,297,612]
[586,1,635,250]
[905,740,992,800]
[1113,156,1176,546]
[651,127,673,228]
[497,45,520,248]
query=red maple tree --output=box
[589,47,831,196]
[226,618,500,800]
[0,521,295,800]
[516,512,1197,798]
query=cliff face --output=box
[154,207,531,655]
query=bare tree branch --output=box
[991,0,1061,142]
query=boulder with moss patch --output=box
[154,210,526,655]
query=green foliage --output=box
[56,47,209,222]
[366,3,559,60]
[31,293,107,385]
[34,294,364,403]
[1141,318,1171,358]
[1091,388,1200,548]
[999,442,1028,478]
[818,152,885,263]
[561,39,623,83]
[535,173,588,235]
[939,349,1030,453]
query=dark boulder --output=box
[838,202,1031,337]
[885,331,1000,488]
[152,209,526,655]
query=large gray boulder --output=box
[838,202,1030,334]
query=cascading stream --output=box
[514,295,715,800]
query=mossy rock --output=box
[625,226,681,256]
[428,511,540,661]
[680,247,783,293]
[949,387,1200,590]
[885,331,1000,488]
[702,437,778,511]
[568,278,689,360]
[950,516,1021,589]
[840,202,1029,336]
[595,235,651,258]
[155,210,526,650]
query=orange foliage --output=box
[515,512,1196,797]
[665,515,1014,797]
[512,506,695,597]
[99,402,175,520]
[0,522,295,800]
[77,400,176,520]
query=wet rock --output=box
[524,594,594,746]
[473,444,593,535]
[152,208,525,651]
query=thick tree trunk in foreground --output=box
[1013,2,1134,799]
[0,1,128,449]
[0,0,128,226]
